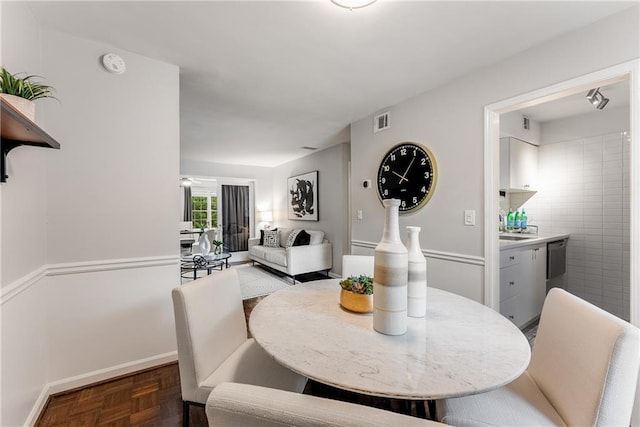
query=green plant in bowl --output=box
[339,275,373,295]
[0,68,57,101]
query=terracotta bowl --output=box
[340,289,373,313]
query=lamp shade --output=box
[258,211,273,222]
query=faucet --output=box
[524,224,539,234]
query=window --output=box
[191,193,218,229]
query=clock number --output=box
[390,154,396,161]
[400,148,407,156]
[413,196,418,204]
[424,171,430,179]
[413,149,417,156]
[384,189,389,196]
[381,177,386,184]
[401,200,406,208]
[421,158,426,166]
[421,186,426,193]
[384,165,390,172]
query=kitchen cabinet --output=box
[500,242,546,328]
[500,137,537,192]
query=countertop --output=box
[499,232,570,250]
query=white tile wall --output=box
[507,131,630,320]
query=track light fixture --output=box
[586,88,609,110]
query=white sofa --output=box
[248,227,332,283]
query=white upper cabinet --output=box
[500,137,538,192]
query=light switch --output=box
[357,210,363,220]
[464,210,475,226]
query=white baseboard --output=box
[25,351,178,427]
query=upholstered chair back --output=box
[528,288,640,426]
[342,255,374,278]
[172,269,247,403]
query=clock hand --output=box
[400,157,415,182]
[392,170,407,184]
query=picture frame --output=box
[287,171,318,221]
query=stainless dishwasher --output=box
[547,239,568,279]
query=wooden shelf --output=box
[1,99,60,182]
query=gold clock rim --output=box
[376,142,438,214]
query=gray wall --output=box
[272,143,350,275]
[350,6,639,302]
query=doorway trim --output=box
[483,59,640,329]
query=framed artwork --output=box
[288,171,318,221]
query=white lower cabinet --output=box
[499,243,547,328]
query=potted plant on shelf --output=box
[0,67,57,121]
[212,240,223,255]
[339,275,373,313]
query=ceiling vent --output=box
[522,116,530,130]
[301,146,318,151]
[373,111,390,133]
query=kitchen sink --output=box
[499,235,538,241]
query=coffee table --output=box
[180,253,232,280]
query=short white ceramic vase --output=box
[406,226,427,317]
[373,199,408,335]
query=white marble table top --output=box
[249,279,531,400]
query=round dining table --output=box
[249,279,531,400]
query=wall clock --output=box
[377,142,438,213]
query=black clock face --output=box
[377,143,437,213]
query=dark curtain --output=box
[222,185,250,252]
[183,186,192,221]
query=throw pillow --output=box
[285,229,302,248]
[263,230,280,248]
[293,229,311,246]
[260,228,277,246]
[278,228,294,248]
[307,230,325,245]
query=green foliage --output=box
[212,240,223,247]
[339,275,373,295]
[0,67,57,101]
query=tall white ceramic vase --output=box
[406,226,427,317]
[373,199,408,335]
[198,232,211,255]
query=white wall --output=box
[1,8,181,425]
[500,111,541,145]
[272,143,350,275]
[350,6,639,303]
[541,105,630,144]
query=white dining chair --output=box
[172,269,307,426]
[436,287,640,426]
[342,255,374,278]
[206,382,448,427]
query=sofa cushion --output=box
[263,230,280,248]
[307,230,325,245]
[263,247,287,266]
[279,228,293,248]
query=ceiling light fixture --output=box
[586,88,609,110]
[330,0,377,10]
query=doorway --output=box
[483,60,639,329]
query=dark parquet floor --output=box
[36,295,432,426]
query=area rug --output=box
[234,264,291,300]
